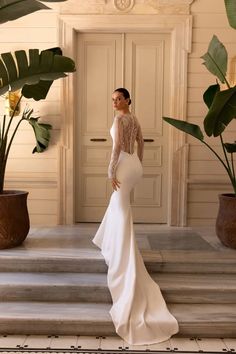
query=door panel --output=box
[76,33,122,220]
[75,32,170,223]
[125,33,170,222]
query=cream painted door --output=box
[75,32,170,223]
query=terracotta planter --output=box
[216,193,236,249]
[0,191,30,249]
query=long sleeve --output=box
[136,123,144,162]
[108,117,123,179]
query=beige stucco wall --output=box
[0,10,60,225]
[1,0,235,226]
[187,0,236,225]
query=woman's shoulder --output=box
[114,114,123,120]
[114,112,138,120]
[113,114,128,125]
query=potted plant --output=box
[163,0,236,249]
[0,0,76,249]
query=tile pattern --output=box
[0,335,235,353]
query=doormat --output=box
[147,231,214,251]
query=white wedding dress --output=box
[92,113,179,345]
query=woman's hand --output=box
[111,177,121,191]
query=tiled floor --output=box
[0,335,235,352]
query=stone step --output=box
[0,272,235,304]
[0,252,107,273]
[0,301,235,338]
[0,250,236,273]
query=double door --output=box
[75,32,171,223]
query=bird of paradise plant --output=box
[163,1,236,196]
[0,0,76,194]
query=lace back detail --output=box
[129,115,134,154]
[108,113,144,178]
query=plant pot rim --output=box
[219,193,236,199]
[0,190,29,197]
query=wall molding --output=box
[58,13,192,225]
[188,179,233,191]
[5,175,57,189]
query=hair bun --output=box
[114,87,131,104]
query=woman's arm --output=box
[108,116,123,180]
[136,123,144,162]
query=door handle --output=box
[90,138,107,142]
[144,139,154,142]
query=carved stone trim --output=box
[58,0,196,15]
[113,0,134,12]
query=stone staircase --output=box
[0,247,236,337]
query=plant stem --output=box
[219,134,236,192]
[201,140,230,173]
[3,93,23,141]
[216,74,236,193]
[0,161,6,193]
[201,138,236,194]
[224,77,231,89]
[220,134,232,173]
[231,153,236,180]
[1,115,6,143]
[0,93,23,194]
[4,117,25,163]
[219,134,236,193]
[0,137,7,194]
[230,153,236,195]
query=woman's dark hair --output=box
[114,88,131,105]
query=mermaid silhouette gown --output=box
[92,113,179,345]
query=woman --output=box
[92,88,179,345]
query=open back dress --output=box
[92,113,179,345]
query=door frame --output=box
[58,14,192,226]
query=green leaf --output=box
[0,0,68,24]
[224,142,236,153]
[1,52,18,82]
[224,0,236,29]
[28,117,52,153]
[204,86,236,137]
[203,83,220,108]
[23,80,53,101]
[0,0,49,24]
[201,35,228,84]
[163,117,204,141]
[0,48,76,100]
[22,47,63,101]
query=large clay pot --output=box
[216,193,236,249]
[0,191,30,249]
